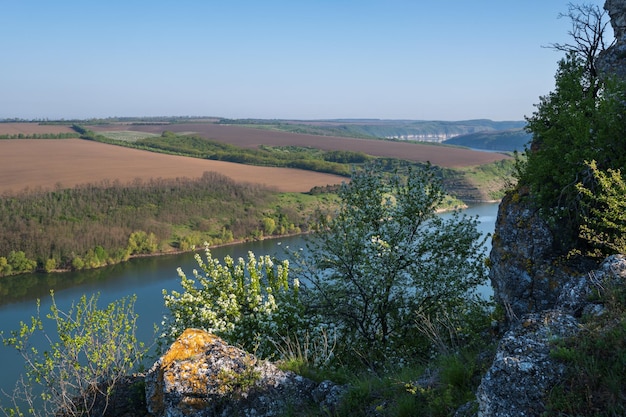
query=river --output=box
[0,203,499,400]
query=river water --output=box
[0,203,499,399]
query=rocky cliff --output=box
[598,0,626,79]
[476,2,626,414]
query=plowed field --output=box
[0,123,75,135]
[89,122,511,168]
[0,139,345,195]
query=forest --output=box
[0,172,335,276]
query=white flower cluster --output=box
[162,244,306,358]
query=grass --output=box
[546,281,626,416]
[96,130,160,142]
[455,159,516,200]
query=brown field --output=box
[88,122,511,168]
[0,139,346,195]
[0,123,75,135]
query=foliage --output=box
[162,246,311,359]
[332,348,488,417]
[292,164,488,364]
[0,172,319,276]
[517,3,626,256]
[576,161,626,257]
[519,52,626,253]
[0,293,148,417]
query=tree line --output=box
[0,133,79,139]
[75,126,365,177]
[0,172,323,277]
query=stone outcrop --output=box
[145,328,345,417]
[481,243,626,417]
[598,0,626,79]
[477,311,579,417]
[480,177,626,416]
[488,189,564,320]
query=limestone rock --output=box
[479,250,626,416]
[488,190,563,320]
[598,0,626,79]
[559,254,626,314]
[145,328,342,417]
[477,311,580,417]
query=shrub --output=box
[576,160,626,257]
[292,163,488,365]
[162,245,310,359]
[1,293,148,417]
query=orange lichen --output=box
[162,329,218,368]
[150,329,219,413]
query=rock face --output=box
[145,328,344,417]
[480,178,626,416]
[598,0,626,79]
[480,250,626,416]
[477,311,579,417]
[488,189,563,320]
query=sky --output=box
[0,1,610,122]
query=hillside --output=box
[217,118,527,142]
[443,128,531,152]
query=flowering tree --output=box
[162,246,306,358]
[293,164,488,362]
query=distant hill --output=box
[443,128,531,152]
[217,118,527,142]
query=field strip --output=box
[0,139,345,195]
[90,122,511,168]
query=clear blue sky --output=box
[0,1,609,121]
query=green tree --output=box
[519,3,626,254]
[6,251,37,274]
[293,164,488,363]
[127,231,158,255]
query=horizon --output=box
[0,115,528,123]
[1,1,609,121]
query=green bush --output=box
[576,160,626,257]
[292,163,488,365]
[519,52,626,255]
[1,293,148,417]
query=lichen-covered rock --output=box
[145,328,342,417]
[477,311,580,417]
[478,253,626,416]
[556,254,626,315]
[489,190,565,320]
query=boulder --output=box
[477,311,580,417]
[145,328,344,417]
